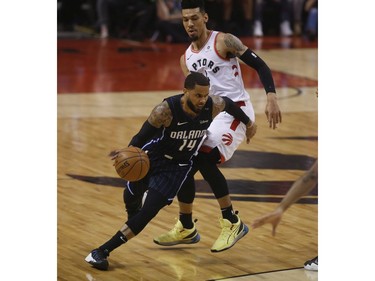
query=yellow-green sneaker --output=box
[211,214,249,252]
[153,220,200,246]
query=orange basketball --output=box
[113,147,150,181]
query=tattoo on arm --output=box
[223,33,247,57]
[211,96,225,118]
[148,101,172,128]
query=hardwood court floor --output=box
[58,36,318,281]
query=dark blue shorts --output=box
[128,156,192,204]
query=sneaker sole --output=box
[211,224,249,253]
[153,233,201,246]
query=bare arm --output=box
[124,101,172,149]
[278,160,318,212]
[218,32,281,129]
[156,0,170,20]
[217,32,248,57]
[180,54,190,77]
[251,160,318,235]
[156,0,182,21]
[211,96,257,143]
[211,95,226,118]
[147,100,173,128]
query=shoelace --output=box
[218,219,234,237]
[171,225,182,235]
[171,218,198,234]
[165,220,184,237]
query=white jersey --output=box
[184,30,250,102]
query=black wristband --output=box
[222,97,251,125]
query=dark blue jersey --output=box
[128,94,213,203]
[144,94,213,163]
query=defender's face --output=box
[181,8,208,41]
[186,84,209,113]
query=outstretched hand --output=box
[251,207,284,236]
[265,93,282,129]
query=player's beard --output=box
[187,29,199,42]
[187,99,201,114]
[189,35,198,42]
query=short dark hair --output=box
[184,71,210,89]
[180,0,205,12]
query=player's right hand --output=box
[246,123,257,144]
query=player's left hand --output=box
[108,147,128,160]
[265,92,282,129]
[108,149,121,161]
[251,208,283,236]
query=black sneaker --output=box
[304,256,318,271]
[85,248,109,270]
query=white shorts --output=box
[200,100,255,163]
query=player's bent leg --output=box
[154,174,201,246]
[196,148,249,252]
[127,188,168,235]
[195,148,230,200]
[211,212,249,253]
[176,173,196,205]
[86,189,168,270]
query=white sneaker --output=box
[280,21,293,37]
[253,21,263,37]
[304,256,318,271]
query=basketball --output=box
[113,146,150,181]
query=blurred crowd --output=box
[57,0,317,42]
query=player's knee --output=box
[177,176,195,203]
[127,189,167,235]
[197,147,221,164]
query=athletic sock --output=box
[99,231,127,254]
[221,205,238,224]
[179,213,194,229]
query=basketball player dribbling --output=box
[85,72,257,270]
[153,0,282,253]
